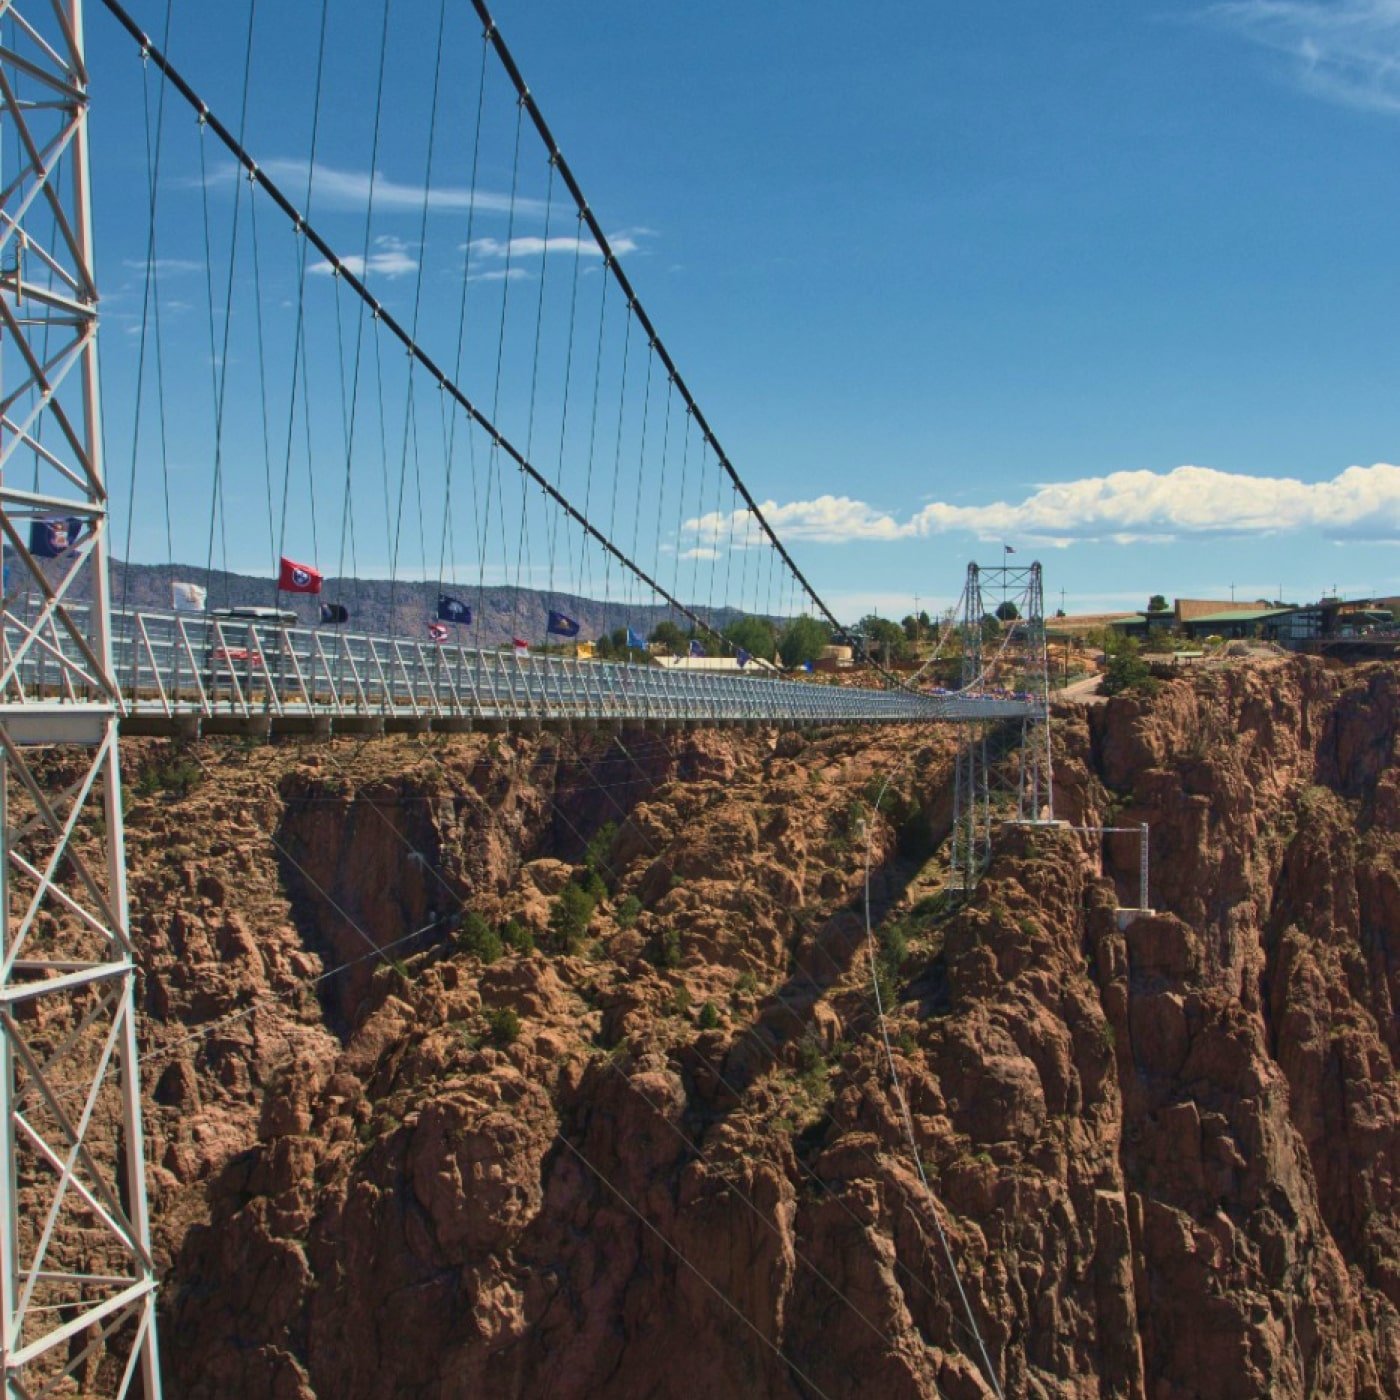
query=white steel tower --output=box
[0,2,161,1393]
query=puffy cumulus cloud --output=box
[685,464,1400,547]
[1205,0,1400,114]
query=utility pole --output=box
[0,6,162,1394]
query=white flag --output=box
[171,580,207,613]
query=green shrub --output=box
[873,921,907,1007]
[548,884,596,954]
[457,912,502,964]
[615,894,642,929]
[735,970,758,995]
[484,1006,520,1046]
[671,985,692,1015]
[1100,637,1158,697]
[584,821,618,888]
[133,754,202,799]
[577,869,608,904]
[795,1035,823,1076]
[698,1000,720,1030]
[501,918,535,955]
[652,927,682,969]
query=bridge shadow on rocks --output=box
[270,728,719,1036]
[676,769,959,1113]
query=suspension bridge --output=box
[0,2,1055,1393]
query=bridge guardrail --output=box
[1,604,1042,728]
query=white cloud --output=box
[310,234,416,281]
[465,229,646,262]
[195,159,548,218]
[679,545,720,561]
[1205,0,1400,113]
[685,463,1400,546]
[121,257,203,275]
[467,266,531,284]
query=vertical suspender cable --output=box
[275,0,330,601]
[334,0,393,616]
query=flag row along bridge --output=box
[0,2,1058,1395]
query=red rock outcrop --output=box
[114,657,1397,1397]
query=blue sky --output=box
[82,0,1400,622]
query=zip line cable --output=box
[288,736,938,1386]
[108,744,860,1394]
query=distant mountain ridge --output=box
[99,560,755,648]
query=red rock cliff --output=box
[119,656,1396,1397]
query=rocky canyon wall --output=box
[115,656,1396,1397]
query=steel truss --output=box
[0,2,161,1394]
[949,561,1055,892]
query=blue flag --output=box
[626,627,647,651]
[437,594,472,625]
[319,602,349,625]
[28,517,83,559]
[803,660,815,673]
[736,647,751,669]
[689,638,707,658]
[547,609,580,638]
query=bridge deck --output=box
[3,606,1041,737]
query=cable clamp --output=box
[372,303,382,320]
[482,23,495,39]
[518,90,530,108]
[196,105,208,129]
[246,163,258,184]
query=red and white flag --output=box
[427,621,449,643]
[278,556,322,594]
[512,637,529,655]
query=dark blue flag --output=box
[736,647,751,668]
[803,660,815,672]
[28,517,82,559]
[437,594,472,625]
[626,627,647,651]
[319,602,349,625]
[547,609,580,638]
[688,638,707,658]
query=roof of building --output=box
[1185,606,1296,625]
[1175,597,1272,622]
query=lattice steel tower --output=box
[0,3,162,1393]
[948,560,1055,893]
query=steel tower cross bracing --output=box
[0,2,162,1394]
[948,560,1055,894]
